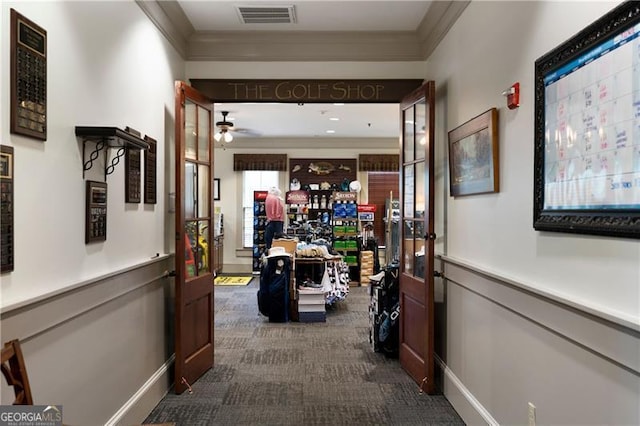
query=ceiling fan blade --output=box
[234,127,262,137]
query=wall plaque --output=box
[86,180,107,244]
[1,146,15,272]
[10,9,47,141]
[144,135,157,204]
[125,147,141,203]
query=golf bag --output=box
[369,263,400,356]
[257,255,290,322]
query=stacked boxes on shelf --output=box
[297,288,326,322]
[360,250,374,286]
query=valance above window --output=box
[233,154,288,171]
[358,154,399,172]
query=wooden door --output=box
[398,81,436,394]
[174,81,215,394]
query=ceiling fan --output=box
[214,110,261,144]
[214,111,234,143]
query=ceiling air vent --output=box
[236,5,297,24]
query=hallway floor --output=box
[144,281,465,425]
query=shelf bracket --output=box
[106,146,126,176]
[82,138,107,178]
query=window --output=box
[242,170,279,248]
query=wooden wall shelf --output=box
[76,126,150,179]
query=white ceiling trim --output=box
[135,0,194,58]
[188,31,422,62]
[417,0,470,59]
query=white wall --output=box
[0,2,183,424]
[427,1,639,424]
[428,0,638,325]
[0,1,184,309]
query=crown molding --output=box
[417,0,470,59]
[139,0,465,62]
[188,31,422,62]
[135,0,194,58]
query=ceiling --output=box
[213,102,400,140]
[177,1,433,32]
[139,1,467,141]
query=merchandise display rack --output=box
[252,190,268,272]
[332,191,360,281]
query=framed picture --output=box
[214,178,220,201]
[534,2,640,239]
[448,108,499,197]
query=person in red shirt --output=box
[265,186,285,249]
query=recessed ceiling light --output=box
[326,130,335,134]
[333,103,344,106]
[329,117,340,121]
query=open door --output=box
[174,81,215,394]
[398,81,436,394]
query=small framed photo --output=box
[214,178,220,201]
[448,108,499,197]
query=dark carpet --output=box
[144,281,465,425]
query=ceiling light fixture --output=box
[214,129,233,143]
[215,111,234,143]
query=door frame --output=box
[171,78,436,393]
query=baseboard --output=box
[435,355,498,426]
[105,354,175,426]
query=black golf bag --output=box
[369,263,400,356]
[257,255,290,322]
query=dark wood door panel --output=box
[401,293,426,359]
[185,277,214,303]
[400,277,425,301]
